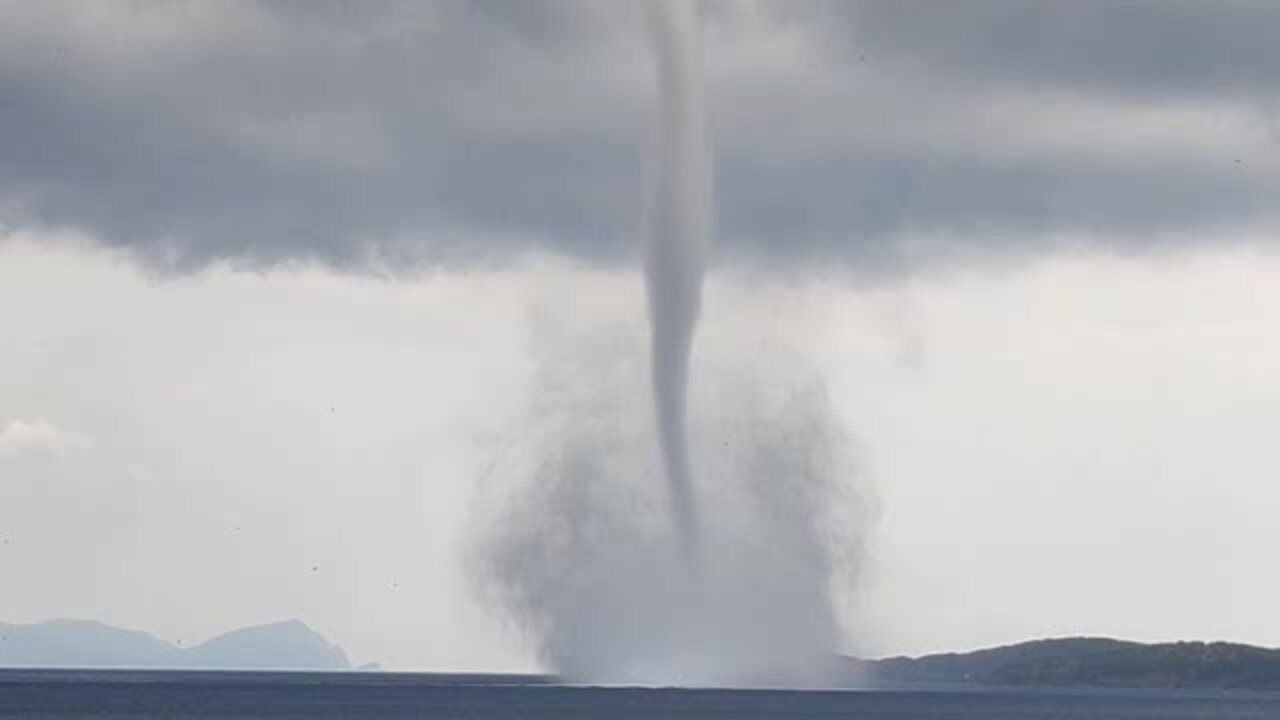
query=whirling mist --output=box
[470,331,868,686]
[469,0,870,687]
[645,0,711,565]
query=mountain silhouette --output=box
[0,619,349,670]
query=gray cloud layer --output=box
[2,1,1278,272]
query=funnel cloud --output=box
[468,0,870,686]
[645,0,711,568]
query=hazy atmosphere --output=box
[2,0,1279,672]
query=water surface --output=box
[2,669,1277,718]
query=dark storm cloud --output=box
[0,1,645,270]
[1,0,1278,273]
[817,0,1280,101]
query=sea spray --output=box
[470,318,869,685]
[645,0,712,566]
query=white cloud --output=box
[0,419,87,459]
[2,234,1279,669]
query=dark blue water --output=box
[1,669,1278,718]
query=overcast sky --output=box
[2,0,1279,669]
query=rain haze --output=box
[1,0,1279,674]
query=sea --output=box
[1,669,1278,719]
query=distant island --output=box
[5,620,1280,692]
[850,637,1280,691]
[0,619,349,670]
